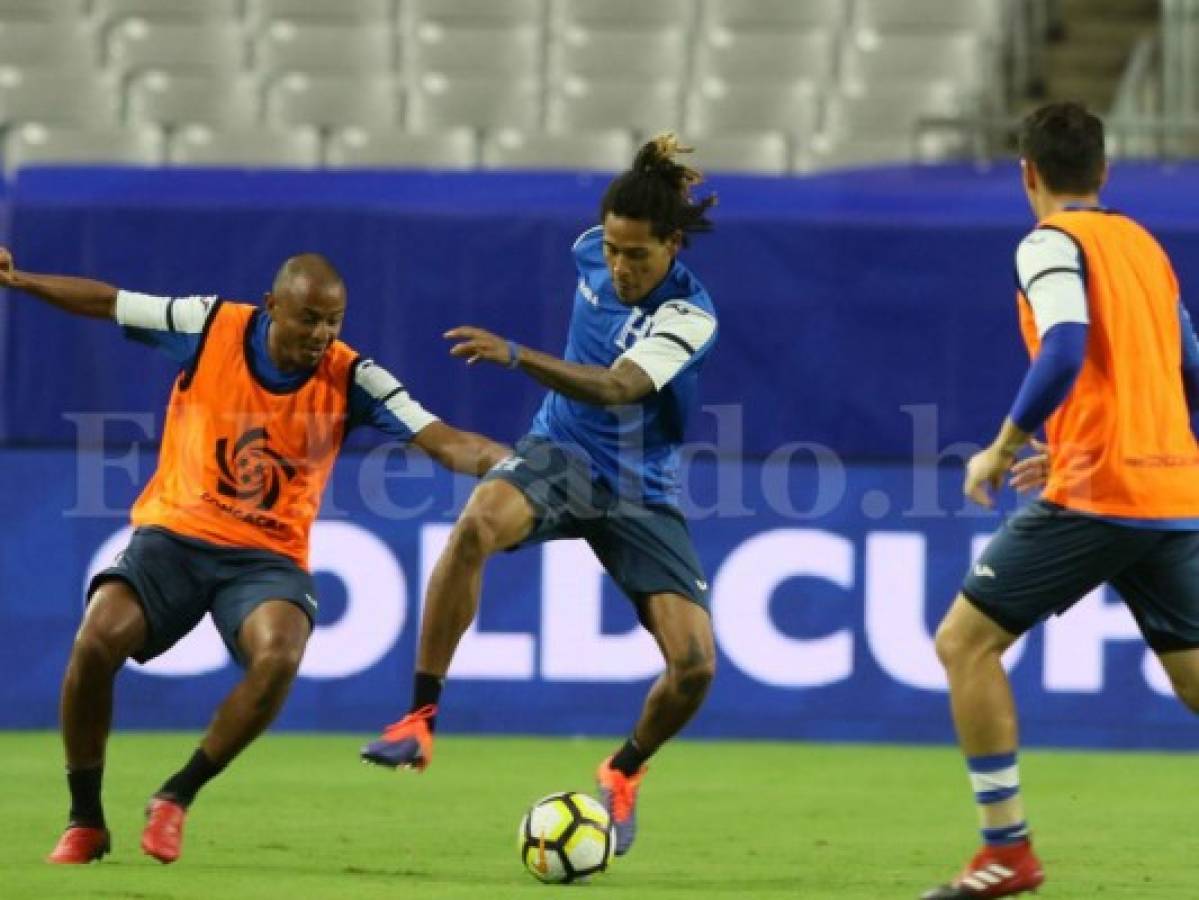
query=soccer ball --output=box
[518,791,615,884]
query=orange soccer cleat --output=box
[360,704,437,771]
[141,796,187,864]
[596,755,647,857]
[46,825,111,864]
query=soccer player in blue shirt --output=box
[362,135,719,856]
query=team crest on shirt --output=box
[614,308,653,350]
[214,427,296,511]
[577,278,599,306]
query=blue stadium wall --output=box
[2,163,1199,749]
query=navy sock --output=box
[157,748,225,808]
[67,765,105,827]
[610,738,648,776]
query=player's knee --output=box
[69,628,126,674]
[448,510,504,563]
[934,619,973,669]
[75,584,145,665]
[669,652,716,700]
[247,640,303,691]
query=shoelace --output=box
[605,774,638,821]
[382,705,436,739]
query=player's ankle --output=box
[410,673,443,730]
[609,738,647,776]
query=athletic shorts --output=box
[962,500,1199,653]
[482,436,710,623]
[88,525,317,666]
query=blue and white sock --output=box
[967,752,1029,846]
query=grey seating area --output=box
[0,0,1008,174]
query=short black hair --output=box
[600,133,716,246]
[1019,102,1106,194]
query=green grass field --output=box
[0,732,1192,899]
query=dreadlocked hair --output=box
[600,133,716,246]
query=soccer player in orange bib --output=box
[0,250,510,866]
[923,103,1199,899]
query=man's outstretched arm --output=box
[413,422,511,477]
[350,359,511,476]
[0,247,118,319]
[446,301,715,407]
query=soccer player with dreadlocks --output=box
[362,134,720,857]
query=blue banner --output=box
[6,164,1199,457]
[2,446,1193,749]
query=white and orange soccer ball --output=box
[517,791,615,884]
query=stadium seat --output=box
[405,23,542,80]
[244,0,392,31]
[0,21,100,74]
[692,28,836,83]
[404,0,545,29]
[480,129,634,171]
[325,126,478,169]
[125,70,261,130]
[807,84,971,168]
[686,131,790,175]
[840,32,989,92]
[0,69,119,128]
[546,77,682,137]
[265,73,402,130]
[3,123,162,173]
[406,73,541,133]
[167,124,321,168]
[0,0,89,22]
[548,0,696,32]
[698,0,846,33]
[852,0,1003,37]
[91,0,241,27]
[254,22,396,77]
[685,79,821,139]
[547,26,689,82]
[821,84,969,139]
[805,132,967,170]
[105,20,248,78]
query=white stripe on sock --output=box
[969,764,1019,794]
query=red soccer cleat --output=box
[141,796,187,864]
[46,825,111,864]
[596,755,647,857]
[360,704,437,771]
[922,839,1045,899]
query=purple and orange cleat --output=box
[360,704,437,771]
[46,825,111,864]
[596,755,647,857]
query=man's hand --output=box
[445,326,513,367]
[964,444,1018,508]
[1009,439,1050,494]
[0,247,17,289]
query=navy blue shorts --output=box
[482,436,709,621]
[88,526,317,666]
[962,500,1199,653]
